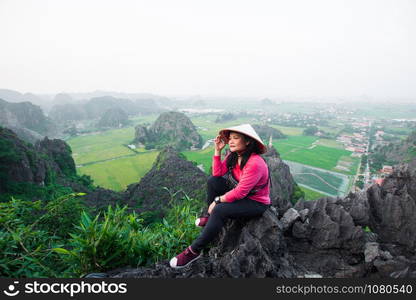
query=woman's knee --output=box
[211,203,228,218]
[208,176,225,187]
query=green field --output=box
[272,136,359,175]
[269,125,305,136]
[316,138,345,149]
[182,146,214,174]
[77,151,159,191]
[285,161,351,197]
[300,186,326,201]
[67,127,137,165]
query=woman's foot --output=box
[169,246,201,269]
[195,216,209,227]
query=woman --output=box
[169,124,271,269]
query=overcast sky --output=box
[0,0,415,99]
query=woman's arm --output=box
[212,135,229,176]
[212,153,229,176]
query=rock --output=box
[281,208,300,231]
[367,162,416,252]
[380,250,393,261]
[298,209,309,222]
[364,231,378,243]
[337,191,370,226]
[0,98,55,143]
[36,137,76,177]
[125,147,208,213]
[364,242,380,263]
[373,257,409,277]
[285,198,366,277]
[293,198,365,250]
[263,146,297,214]
[97,107,129,128]
[133,111,203,150]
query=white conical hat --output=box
[219,124,267,154]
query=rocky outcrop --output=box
[337,190,370,226]
[85,96,161,119]
[0,128,75,192]
[285,197,366,277]
[35,137,76,178]
[0,98,55,143]
[133,111,203,150]
[49,103,87,122]
[97,108,129,128]
[125,147,208,213]
[263,146,296,214]
[0,127,47,192]
[106,207,300,278]
[367,161,416,253]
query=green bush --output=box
[0,195,84,277]
[1,189,203,278]
[54,193,202,277]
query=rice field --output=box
[299,186,327,201]
[272,136,359,175]
[77,151,159,191]
[67,127,136,165]
[284,160,351,197]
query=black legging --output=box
[191,176,269,253]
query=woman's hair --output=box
[226,132,262,170]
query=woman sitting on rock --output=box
[170,124,271,269]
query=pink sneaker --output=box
[169,246,201,269]
[195,216,209,227]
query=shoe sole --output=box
[195,218,207,227]
[170,253,202,269]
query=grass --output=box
[316,138,345,149]
[77,151,159,191]
[67,127,136,165]
[268,125,305,136]
[299,186,326,201]
[182,146,214,174]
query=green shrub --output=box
[54,193,202,277]
[0,196,83,277]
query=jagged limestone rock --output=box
[133,111,203,150]
[125,147,208,213]
[107,207,301,278]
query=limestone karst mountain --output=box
[0,99,55,144]
[125,147,208,215]
[97,108,129,128]
[133,111,203,150]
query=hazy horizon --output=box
[1,0,415,100]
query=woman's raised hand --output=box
[214,135,227,152]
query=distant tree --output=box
[303,126,319,136]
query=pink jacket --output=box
[212,153,271,205]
